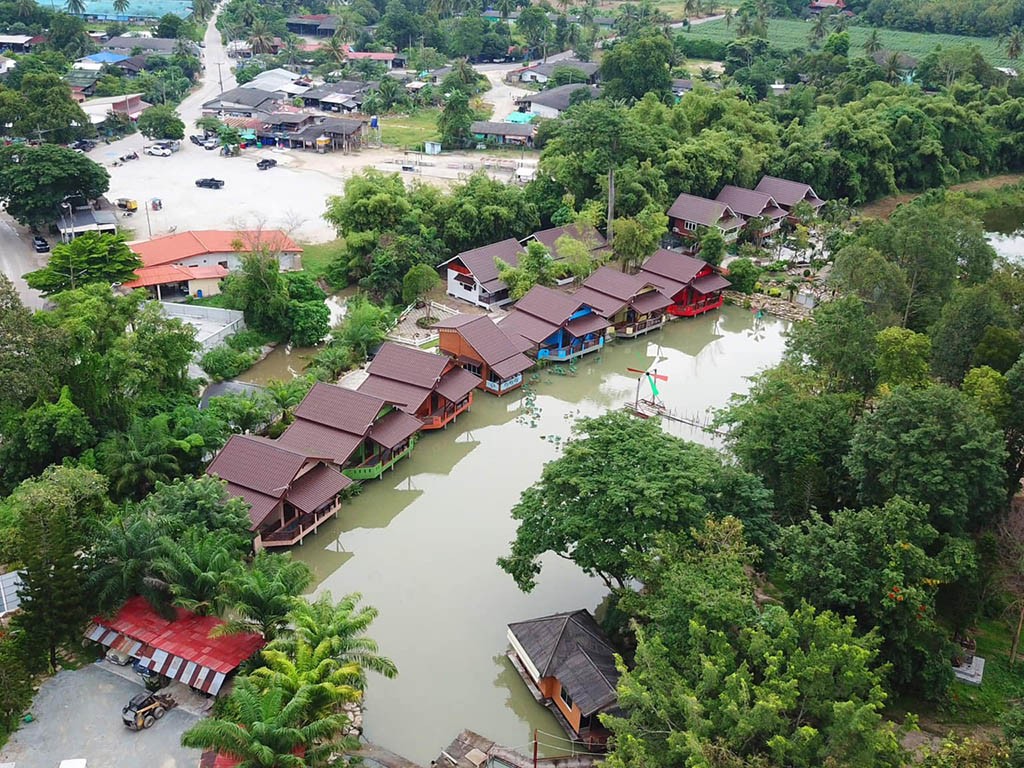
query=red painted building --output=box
[637,249,731,317]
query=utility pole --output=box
[145,199,153,239]
[216,61,224,92]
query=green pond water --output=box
[277,306,788,763]
[984,206,1024,262]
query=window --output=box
[463,362,482,376]
[559,686,573,710]
[684,220,698,232]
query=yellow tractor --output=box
[115,198,138,213]
[121,692,175,731]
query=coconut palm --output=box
[324,34,347,65]
[1004,25,1024,61]
[735,10,752,36]
[212,553,314,640]
[265,377,314,425]
[15,0,38,18]
[249,19,277,55]
[181,679,354,767]
[268,592,398,688]
[452,57,477,86]
[98,417,184,501]
[65,0,85,14]
[496,0,516,20]
[831,11,848,32]
[150,531,241,616]
[723,7,732,28]
[376,76,404,110]
[809,12,829,45]
[250,642,362,715]
[863,28,882,56]
[112,0,130,16]
[192,0,213,19]
[882,51,904,85]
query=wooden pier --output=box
[623,400,728,436]
[433,730,600,768]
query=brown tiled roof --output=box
[357,375,429,413]
[580,266,646,301]
[526,223,606,261]
[491,353,534,379]
[631,289,673,314]
[206,435,309,499]
[366,342,448,389]
[571,286,626,317]
[498,308,559,344]
[639,249,708,286]
[278,419,363,465]
[224,482,279,530]
[451,315,529,366]
[432,313,479,330]
[715,186,787,220]
[438,238,524,293]
[436,367,481,402]
[667,193,736,228]
[565,313,609,338]
[286,464,351,513]
[368,409,422,449]
[514,285,582,325]
[692,274,732,294]
[754,175,825,209]
[293,382,386,436]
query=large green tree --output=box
[214,553,314,640]
[846,384,1007,534]
[24,231,142,295]
[0,144,109,226]
[498,411,773,592]
[437,89,473,149]
[136,103,185,139]
[600,30,672,101]
[786,296,879,395]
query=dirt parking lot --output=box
[0,663,202,768]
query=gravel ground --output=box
[0,663,202,768]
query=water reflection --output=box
[289,306,789,763]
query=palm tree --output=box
[65,0,85,14]
[324,34,348,66]
[723,7,732,28]
[150,531,241,616]
[863,28,882,56]
[698,66,717,81]
[250,643,362,714]
[249,19,277,55]
[452,57,477,86]
[831,11,848,32]
[268,592,397,688]
[1004,25,1024,61]
[376,76,404,110]
[335,14,358,43]
[496,0,516,20]
[112,0,129,16]
[882,52,904,85]
[15,0,38,18]
[265,377,313,424]
[192,0,213,19]
[182,679,354,767]
[87,515,165,612]
[98,417,183,501]
[212,553,314,640]
[809,13,828,46]
[735,11,752,37]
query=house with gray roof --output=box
[518,58,600,85]
[206,434,352,550]
[357,342,480,429]
[666,192,745,252]
[515,83,601,118]
[507,609,621,750]
[437,237,525,309]
[104,36,197,56]
[470,120,535,146]
[202,87,281,117]
[434,314,534,396]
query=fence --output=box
[159,302,246,350]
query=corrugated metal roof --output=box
[368,409,422,449]
[366,343,448,389]
[513,285,581,325]
[224,482,279,529]
[565,313,609,338]
[435,367,481,402]
[452,315,531,367]
[639,249,708,286]
[437,238,524,291]
[525,223,606,260]
[206,435,310,499]
[0,571,22,616]
[357,375,429,413]
[715,185,787,220]
[667,192,734,227]
[293,382,386,436]
[490,352,534,379]
[497,310,558,345]
[692,274,732,294]
[278,419,363,465]
[631,289,673,314]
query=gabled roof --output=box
[514,284,583,325]
[285,463,352,513]
[206,434,310,500]
[638,249,709,288]
[203,86,278,110]
[123,263,229,288]
[365,342,449,389]
[498,310,560,345]
[692,273,732,294]
[524,223,607,261]
[438,238,524,293]
[436,314,534,376]
[754,175,825,209]
[277,419,363,466]
[518,83,601,113]
[130,230,302,268]
[293,382,388,437]
[471,120,535,138]
[667,193,744,229]
[508,609,620,717]
[524,59,600,79]
[715,185,787,220]
[574,266,670,318]
[105,36,181,53]
[367,409,422,449]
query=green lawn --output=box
[679,18,1014,68]
[298,239,344,280]
[380,109,441,149]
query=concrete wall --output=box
[159,302,246,350]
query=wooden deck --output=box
[434,730,599,768]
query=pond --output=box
[284,306,789,764]
[984,205,1024,262]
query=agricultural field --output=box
[679,17,1015,68]
[379,109,441,149]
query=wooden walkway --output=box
[434,730,599,768]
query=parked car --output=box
[71,139,96,151]
[153,139,180,152]
[144,145,172,157]
[106,647,132,665]
[203,138,219,150]
[256,158,277,170]
[189,134,204,146]
[119,151,138,161]
[32,236,49,252]
[195,177,225,189]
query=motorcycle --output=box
[120,151,138,161]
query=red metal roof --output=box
[96,596,264,675]
[123,263,229,288]
[130,230,302,268]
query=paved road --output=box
[0,207,46,309]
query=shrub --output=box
[225,329,266,351]
[200,345,260,381]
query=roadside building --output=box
[434,314,534,396]
[514,83,601,118]
[86,596,265,694]
[357,342,481,430]
[507,610,620,750]
[517,58,600,85]
[470,120,534,146]
[202,87,281,117]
